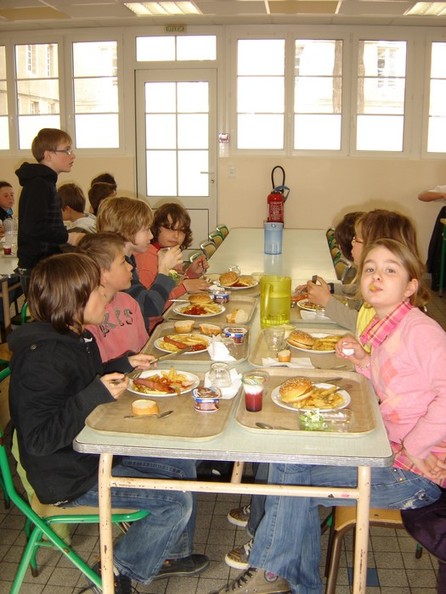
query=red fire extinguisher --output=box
[267,166,290,224]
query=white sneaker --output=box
[225,538,253,570]
[209,567,291,594]
[227,504,251,528]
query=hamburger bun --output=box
[279,377,313,403]
[199,323,222,336]
[174,320,194,333]
[189,293,212,305]
[237,275,255,286]
[287,330,315,349]
[220,271,239,286]
[131,399,159,416]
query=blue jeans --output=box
[65,456,197,584]
[249,463,442,594]
[247,463,268,538]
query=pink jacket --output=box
[358,308,446,485]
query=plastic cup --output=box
[264,327,285,354]
[242,371,269,412]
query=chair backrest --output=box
[216,224,229,238]
[189,250,205,264]
[208,231,223,247]
[200,240,217,259]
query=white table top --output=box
[0,255,18,277]
[207,228,338,285]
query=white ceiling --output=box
[1,0,446,32]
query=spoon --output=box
[256,422,291,431]
[124,410,174,419]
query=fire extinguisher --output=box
[267,166,290,224]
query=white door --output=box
[135,69,217,254]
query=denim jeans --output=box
[249,463,442,594]
[65,456,197,584]
[247,463,268,538]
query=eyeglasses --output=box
[52,148,75,156]
[352,236,364,244]
[161,224,186,233]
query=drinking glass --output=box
[264,326,285,355]
[208,362,232,389]
[242,371,269,412]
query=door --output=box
[135,69,217,254]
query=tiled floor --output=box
[1,288,445,594]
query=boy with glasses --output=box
[15,127,84,294]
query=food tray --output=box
[86,372,239,440]
[235,368,377,436]
[249,326,351,370]
[146,321,250,364]
[164,295,257,325]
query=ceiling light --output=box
[406,2,446,16]
[124,2,201,16]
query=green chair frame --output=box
[0,367,148,593]
[216,224,229,238]
[208,231,223,247]
[200,239,217,259]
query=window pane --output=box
[0,81,7,115]
[178,150,208,195]
[177,82,208,112]
[427,42,446,152]
[178,114,208,149]
[295,40,342,76]
[74,78,118,113]
[360,78,405,114]
[75,114,119,148]
[429,80,446,116]
[238,40,285,75]
[15,43,59,78]
[0,47,7,145]
[137,37,175,61]
[428,117,446,152]
[0,117,9,149]
[238,77,284,112]
[16,80,59,114]
[357,115,403,151]
[18,115,60,149]
[145,82,176,113]
[146,150,177,195]
[0,46,5,78]
[146,114,176,149]
[73,41,117,76]
[177,36,216,60]
[238,114,284,149]
[294,77,341,114]
[359,41,406,76]
[294,115,341,150]
[430,42,446,78]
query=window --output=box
[294,39,343,150]
[136,35,216,61]
[0,46,8,149]
[72,41,119,148]
[237,39,285,150]
[356,40,406,151]
[427,42,446,153]
[15,43,60,149]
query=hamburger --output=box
[219,271,239,286]
[287,330,315,349]
[189,293,212,305]
[279,377,314,403]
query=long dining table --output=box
[73,227,393,594]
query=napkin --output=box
[300,310,332,322]
[261,357,314,368]
[207,336,236,361]
[204,368,241,399]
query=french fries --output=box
[290,385,344,409]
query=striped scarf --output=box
[359,300,413,349]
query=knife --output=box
[151,347,195,363]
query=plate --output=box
[271,383,351,412]
[220,278,259,291]
[287,333,339,354]
[173,303,225,318]
[154,334,210,354]
[297,298,325,313]
[128,370,199,397]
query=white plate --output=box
[220,279,258,291]
[154,334,210,354]
[271,383,351,412]
[128,370,199,397]
[287,333,338,354]
[297,298,325,313]
[173,304,225,318]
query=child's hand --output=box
[403,450,446,481]
[183,278,211,293]
[335,335,369,367]
[128,353,156,369]
[306,276,331,307]
[187,254,209,276]
[101,373,128,400]
[158,245,183,275]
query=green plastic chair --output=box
[208,231,223,247]
[200,239,217,259]
[216,224,229,238]
[0,367,149,593]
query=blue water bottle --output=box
[264,222,283,255]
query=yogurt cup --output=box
[222,326,248,344]
[192,387,221,413]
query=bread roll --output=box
[174,320,194,333]
[189,293,212,305]
[287,330,315,349]
[219,271,239,286]
[279,377,313,403]
[131,399,159,416]
[277,349,291,362]
[199,323,222,336]
[226,308,248,324]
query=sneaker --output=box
[152,553,210,580]
[225,538,253,569]
[209,567,291,594]
[227,504,251,528]
[88,562,134,594]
